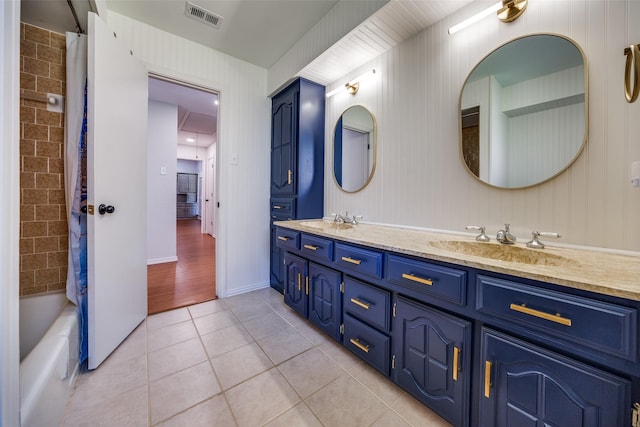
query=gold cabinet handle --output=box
[624,44,640,103]
[277,236,290,241]
[350,298,371,310]
[509,303,572,327]
[303,244,318,251]
[341,256,362,265]
[305,276,309,295]
[287,169,293,185]
[350,338,370,353]
[484,360,492,398]
[401,273,433,286]
[297,273,302,292]
[452,346,460,381]
[273,205,284,209]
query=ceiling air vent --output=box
[184,2,223,29]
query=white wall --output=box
[324,0,640,252]
[108,12,271,297]
[147,101,178,264]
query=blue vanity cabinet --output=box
[270,78,325,293]
[275,225,640,427]
[479,328,631,427]
[393,296,472,427]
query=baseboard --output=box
[147,256,178,265]
[223,281,270,298]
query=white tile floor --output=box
[62,287,451,427]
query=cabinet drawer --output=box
[477,275,637,361]
[275,228,300,251]
[344,277,391,332]
[387,255,467,306]
[271,199,294,220]
[344,314,390,376]
[300,234,334,263]
[335,243,383,279]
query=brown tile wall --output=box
[20,23,68,296]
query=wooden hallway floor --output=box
[147,219,216,314]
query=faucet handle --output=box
[465,225,491,242]
[526,231,561,249]
[352,215,363,225]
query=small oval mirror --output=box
[460,34,587,188]
[333,105,377,192]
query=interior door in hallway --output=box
[87,12,148,369]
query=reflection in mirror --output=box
[334,105,376,192]
[460,34,587,188]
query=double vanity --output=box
[275,219,640,427]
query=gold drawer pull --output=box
[402,273,433,286]
[484,360,492,398]
[341,256,362,265]
[277,236,290,241]
[303,244,319,251]
[350,298,371,310]
[453,346,460,381]
[287,169,293,185]
[350,338,370,353]
[273,205,283,209]
[297,273,302,292]
[509,303,572,327]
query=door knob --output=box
[98,204,115,215]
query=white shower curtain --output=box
[64,32,88,362]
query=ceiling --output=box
[20,0,473,145]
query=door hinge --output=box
[392,354,396,369]
[633,402,640,427]
[340,282,344,293]
[392,302,397,317]
[340,323,344,335]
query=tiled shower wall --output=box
[19,23,67,296]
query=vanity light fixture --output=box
[326,69,376,98]
[448,0,528,35]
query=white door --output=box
[87,12,148,369]
[206,155,215,236]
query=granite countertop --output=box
[274,219,640,302]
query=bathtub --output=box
[20,292,80,427]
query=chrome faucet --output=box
[496,224,517,244]
[526,231,561,249]
[331,212,363,225]
[465,225,491,242]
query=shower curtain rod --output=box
[66,0,85,34]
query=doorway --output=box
[147,76,219,314]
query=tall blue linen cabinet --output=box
[270,78,325,293]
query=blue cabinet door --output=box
[269,225,284,293]
[393,296,471,427]
[271,85,297,196]
[283,253,307,318]
[308,262,342,341]
[479,328,630,427]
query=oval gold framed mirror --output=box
[333,105,377,193]
[459,34,588,189]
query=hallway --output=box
[147,219,216,314]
